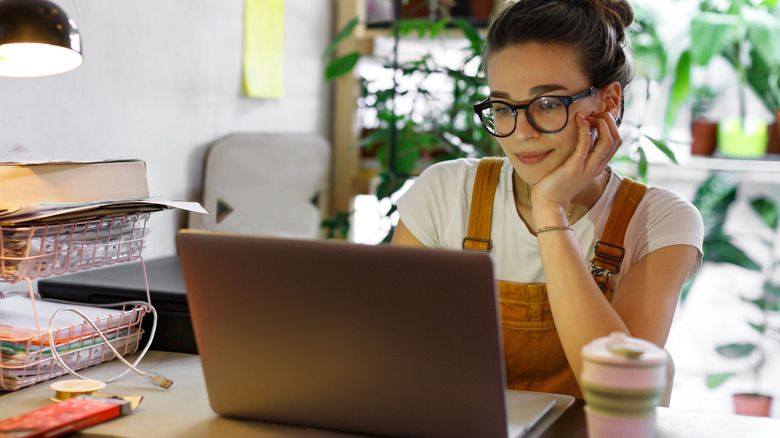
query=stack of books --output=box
[0,158,203,225]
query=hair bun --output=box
[586,0,634,31]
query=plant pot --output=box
[767,110,780,155]
[468,0,494,20]
[403,0,495,21]
[691,120,718,156]
[733,393,773,417]
[717,118,768,159]
[399,0,432,18]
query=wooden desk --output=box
[2,351,779,437]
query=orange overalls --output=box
[462,158,647,399]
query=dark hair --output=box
[483,0,634,124]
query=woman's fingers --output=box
[586,112,620,162]
[574,114,595,160]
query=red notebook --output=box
[0,395,130,438]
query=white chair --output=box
[188,133,331,239]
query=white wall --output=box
[0,0,333,259]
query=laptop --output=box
[176,229,570,438]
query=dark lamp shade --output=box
[0,0,82,77]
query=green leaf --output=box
[715,342,757,359]
[744,46,780,112]
[706,372,736,389]
[428,18,450,38]
[693,173,738,241]
[664,50,691,133]
[748,322,767,333]
[322,17,359,61]
[320,210,352,239]
[375,172,408,200]
[353,129,389,151]
[375,127,423,177]
[636,146,648,182]
[392,137,422,175]
[680,280,692,304]
[704,238,761,270]
[645,136,678,164]
[381,229,395,244]
[325,52,361,80]
[689,12,740,66]
[630,11,668,80]
[750,197,779,231]
[397,18,437,37]
[454,19,483,54]
[747,284,780,312]
[764,282,780,303]
[743,6,780,67]
[745,296,766,309]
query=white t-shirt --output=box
[396,158,704,291]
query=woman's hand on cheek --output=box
[530,112,621,221]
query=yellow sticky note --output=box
[243,0,284,98]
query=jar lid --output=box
[50,379,106,402]
[582,332,668,366]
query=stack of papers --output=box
[0,295,138,341]
[0,295,145,391]
[0,199,206,226]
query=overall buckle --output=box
[462,237,493,252]
[591,241,624,275]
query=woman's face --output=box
[485,42,603,185]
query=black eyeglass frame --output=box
[473,87,598,136]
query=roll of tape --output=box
[50,380,107,402]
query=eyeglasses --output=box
[473,87,597,136]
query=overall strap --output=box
[462,157,504,252]
[591,177,647,279]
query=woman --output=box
[391,0,703,398]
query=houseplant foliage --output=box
[322,1,679,240]
[323,10,497,241]
[687,172,779,411]
[664,0,780,138]
[619,0,681,173]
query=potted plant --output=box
[707,191,778,415]
[687,172,779,416]
[739,0,780,155]
[743,37,780,155]
[690,85,719,156]
[662,0,780,158]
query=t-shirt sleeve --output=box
[396,160,470,248]
[630,188,704,282]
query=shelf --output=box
[675,155,780,172]
[648,155,780,185]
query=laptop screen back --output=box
[177,230,510,438]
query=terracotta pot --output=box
[691,120,718,156]
[402,0,495,20]
[767,110,780,155]
[469,0,494,19]
[359,128,381,159]
[399,0,431,18]
[733,393,773,417]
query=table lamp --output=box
[0,0,82,77]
